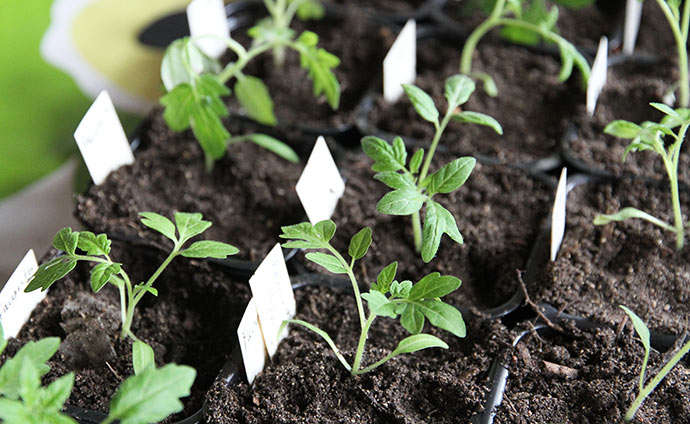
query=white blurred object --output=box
[0,159,80,283]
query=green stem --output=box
[353,351,397,375]
[626,338,690,420]
[655,0,689,107]
[350,314,375,375]
[411,211,423,254]
[460,0,505,75]
[217,42,276,83]
[119,271,135,339]
[328,247,366,329]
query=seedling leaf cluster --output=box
[594,103,690,249]
[362,74,502,262]
[160,0,339,168]
[279,220,465,375]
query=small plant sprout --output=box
[459,0,591,96]
[160,0,338,170]
[594,103,690,249]
[362,74,502,262]
[619,306,690,421]
[24,212,238,357]
[279,220,466,375]
[645,0,690,106]
[0,326,196,424]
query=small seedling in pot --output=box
[643,0,690,107]
[0,325,196,424]
[279,220,466,375]
[594,103,690,249]
[160,0,339,170]
[459,0,591,95]
[24,212,238,363]
[361,74,502,262]
[618,306,690,421]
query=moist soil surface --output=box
[204,284,512,423]
[530,178,690,334]
[1,242,251,422]
[364,35,582,166]
[227,7,396,132]
[76,112,306,263]
[495,323,690,423]
[296,150,554,312]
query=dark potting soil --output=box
[204,285,512,423]
[531,178,690,334]
[331,0,426,14]
[227,8,395,131]
[495,324,690,423]
[1,242,251,421]
[366,37,582,166]
[76,111,305,263]
[297,150,554,312]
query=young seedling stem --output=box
[652,0,690,107]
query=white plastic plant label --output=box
[383,19,416,103]
[237,298,268,384]
[551,168,568,261]
[296,136,345,224]
[73,90,134,185]
[248,243,296,358]
[586,36,608,116]
[187,0,229,59]
[623,0,643,55]
[0,250,43,338]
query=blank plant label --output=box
[296,136,345,224]
[551,168,568,261]
[187,0,229,59]
[248,243,296,358]
[74,91,134,185]
[383,19,416,103]
[237,298,268,385]
[587,36,608,116]
[624,0,642,55]
[0,250,44,338]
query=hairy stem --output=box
[327,247,366,329]
[460,0,505,75]
[655,0,689,107]
[350,314,375,375]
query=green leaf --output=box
[361,291,397,318]
[90,263,121,293]
[374,172,416,190]
[41,373,75,412]
[160,38,220,91]
[295,31,340,109]
[444,74,475,108]
[160,74,231,160]
[295,0,325,20]
[391,334,448,355]
[234,75,277,125]
[361,136,406,172]
[409,148,424,174]
[593,207,676,233]
[76,232,111,256]
[0,337,59,399]
[348,227,372,261]
[390,280,412,298]
[402,83,439,123]
[400,304,424,334]
[374,262,398,293]
[619,306,651,354]
[377,188,425,215]
[451,111,503,134]
[305,252,348,274]
[392,136,407,167]
[0,324,6,356]
[52,228,78,255]
[106,364,195,424]
[139,212,177,242]
[650,102,681,120]
[25,257,77,292]
[427,157,476,195]
[180,241,239,259]
[174,212,212,243]
[132,341,155,376]
[421,201,464,263]
[409,273,461,300]
[604,120,642,139]
[280,221,332,249]
[246,134,299,163]
[415,300,466,338]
